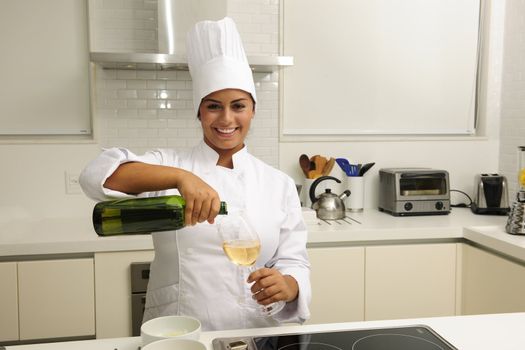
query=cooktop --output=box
[212,325,457,350]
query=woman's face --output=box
[199,88,254,157]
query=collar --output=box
[195,140,249,173]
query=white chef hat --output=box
[186,17,257,115]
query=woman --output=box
[79,17,310,331]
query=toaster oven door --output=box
[398,172,448,198]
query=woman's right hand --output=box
[175,169,221,226]
[104,162,221,226]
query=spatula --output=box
[322,158,336,176]
[299,154,311,177]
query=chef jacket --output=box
[79,141,311,331]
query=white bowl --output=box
[142,338,206,350]
[141,315,201,346]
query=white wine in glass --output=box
[223,240,261,266]
[218,213,285,317]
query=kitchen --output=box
[1,0,525,349]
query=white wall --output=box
[90,0,281,165]
[279,0,505,209]
[498,0,525,196]
[0,0,280,223]
[0,144,101,221]
[1,0,522,222]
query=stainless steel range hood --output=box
[90,52,293,73]
[90,0,293,73]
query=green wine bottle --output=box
[92,195,228,236]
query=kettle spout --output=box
[339,190,351,200]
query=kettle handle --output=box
[309,175,342,205]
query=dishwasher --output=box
[130,262,151,336]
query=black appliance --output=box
[212,325,457,350]
[130,262,151,336]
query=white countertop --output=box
[2,208,524,262]
[5,312,525,350]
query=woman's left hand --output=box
[247,268,298,306]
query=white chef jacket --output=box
[79,141,311,331]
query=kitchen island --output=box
[5,312,525,349]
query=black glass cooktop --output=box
[212,325,457,350]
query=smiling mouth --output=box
[215,127,238,135]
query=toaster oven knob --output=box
[404,202,413,211]
[435,201,444,210]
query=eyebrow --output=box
[202,98,250,104]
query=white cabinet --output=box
[461,243,525,315]
[94,250,154,338]
[0,262,18,342]
[365,243,458,320]
[306,246,365,324]
[17,258,95,340]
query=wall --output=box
[90,0,280,165]
[1,0,279,222]
[0,144,101,221]
[280,0,506,209]
[499,0,525,196]
[0,0,518,222]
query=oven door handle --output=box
[401,172,446,178]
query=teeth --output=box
[217,128,236,134]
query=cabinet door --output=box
[94,250,154,338]
[18,258,95,340]
[306,246,365,324]
[365,243,457,320]
[462,244,525,314]
[0,262,18,342]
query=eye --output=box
[205,102,222,111]
[232,102,246,111]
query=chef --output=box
[79,17,310,331]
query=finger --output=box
[184,198,194,226]
[253,286,283,305]
[207,197,221,224]
[198,197,212,223]
[192,199,203,226]
[247,267,273,283]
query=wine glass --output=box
[217,212,285,317]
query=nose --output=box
[219,106,235,122]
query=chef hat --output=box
[186,17,257,115]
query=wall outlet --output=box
[65,172,81,194]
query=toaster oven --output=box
[378,168,450,216]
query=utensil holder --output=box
[346,176,364,212]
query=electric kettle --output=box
[309,176,351,220]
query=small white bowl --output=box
[142,338,206,350]
[141,315,201,346]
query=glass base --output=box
[237,265,286,317]
[239,298,285,317]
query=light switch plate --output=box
[65,172,81,194]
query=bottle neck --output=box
[219,202,228,215]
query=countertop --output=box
[5,312,525,350]
[2,208,524,262]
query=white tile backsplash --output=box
[90,0,280,166]
[499,0,525,196]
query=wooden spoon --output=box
[299,154,311,177]
[308,169,323,179]
[322,158,336,176]
[312,155,327,175]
